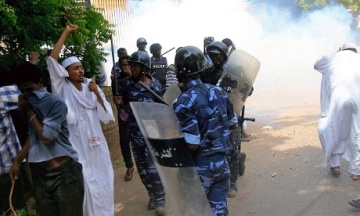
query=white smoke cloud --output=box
[102,0,358,111]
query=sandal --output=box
[349,199,360,209]
[330,166,340,177]
[125,167,134,181]
[352,175,360,181]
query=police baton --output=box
[110,35,119,95]
[110,34,122,110]
[138,81,171,107]
[161,47,175,56]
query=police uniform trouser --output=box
[129,123,166,205]
[195,154,230,216]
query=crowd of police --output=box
[111,36,249,216]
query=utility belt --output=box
[194,153,226,167]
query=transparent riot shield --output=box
[130,102,212,216]
[163,83,181,105]
[219,49,261,116]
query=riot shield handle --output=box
[239,105,256,135]
[244,117,255,122]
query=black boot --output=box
[238,152,246,176]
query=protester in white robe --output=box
[314,42,360,180]
[47,24,115,215]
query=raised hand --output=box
[65,24,79,33]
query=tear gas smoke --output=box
[101,0,358,112]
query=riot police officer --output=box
[173,46,238,216]
[201,41,246,198]
[222,38,237,56]
[116,51,166,216]
[201,41,228,85]
[150,43,168,91]
[222,37,253,158]
[136,37,148,52]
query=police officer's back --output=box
[173,46,237,216]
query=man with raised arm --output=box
[47,24,115,216]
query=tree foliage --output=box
[295,0,360,12]
[250,0,360,13]
[0,0,113,79]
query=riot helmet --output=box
[136,37,147,45]
[221,38,234,47]
[150,43,162,53]
[128,51,150,69]
[204,37,215,45]
[206,41,229,59]
[175,46,206,80]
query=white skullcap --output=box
[341,42,356,50]
[61,56,81,68]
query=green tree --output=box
[0,0,113,79]
[295,0,360,12]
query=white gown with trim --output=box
[47,57,115,216]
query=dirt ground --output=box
[24,65,360,215]
[113,93,360,216]
[25,99,360,216]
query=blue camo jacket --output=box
[173,79,238,158]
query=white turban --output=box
[61,56,81,68]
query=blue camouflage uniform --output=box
[120,74,166,206]
[173,79,238,216]
[150,56,168,91]
[201,62,242,191]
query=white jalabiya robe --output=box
[314,50,360,175]
[47,57,115,216]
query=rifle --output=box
[161,47,175,56]
[150,47,175,77]
[239,105,255,142]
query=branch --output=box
[9,179,17,216]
